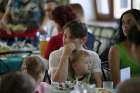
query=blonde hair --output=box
[70,50,89,64]
[22,56,46,81]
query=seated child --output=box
[22,55,51,93]
[116,77,140,93]
[0,72,36,93]
[69,50,96,84]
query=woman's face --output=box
[63,28,82,48]
[122,13,136,36]
[44,2,57,18]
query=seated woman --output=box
[108,9,140,86]
[0,72,36,93]
[22,55,50,93]
[48,20,102,87]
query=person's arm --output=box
[1,0,12,23]
[50,43,76,82]
[93,72,102,87]
[108,46,120,86]
[91,52,102,87]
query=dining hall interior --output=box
[0,0,140,93]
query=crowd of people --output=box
[0,0,140,93]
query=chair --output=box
[93,39,102,54]
[101,61,111,81]
[43,69,51,84]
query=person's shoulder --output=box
[50,47,63,56]
[110,44,119,53]
[109,44,120,57]
[50,33,63,41]
[83,49,99,58]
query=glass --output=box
[39,40,48,57]
[103,81,113,90]
[96,0,109,14]
[71,81,96,93]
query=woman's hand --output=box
[63,42,76,57]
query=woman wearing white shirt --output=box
[48,20,102,87]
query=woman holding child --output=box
[48,20,102,87]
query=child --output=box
[22,55,51,93]
[116,78,140,93]
[69,50,93,84]
[0,72,36,93]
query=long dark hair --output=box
[116,9,140,43]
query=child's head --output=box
[116,78,140,93]
[70,50,90,76]
[0,72,36,93]
[22,56,46,82]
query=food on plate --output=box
[0,43,11,52]
[6,24,27,33]
[96,88,112,93]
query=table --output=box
[0,50,32,75]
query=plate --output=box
[96,88,112,93]
[52,81,74,90]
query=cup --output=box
[39,40,48,57]
[103,81,113,90]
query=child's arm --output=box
[93,72,102,87]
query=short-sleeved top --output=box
[116,43,140,77]
[48,47,101,82]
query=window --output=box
[132,0,140,9]
[94,0,132,21]
[94,0,113,21]
[114,0,132,19]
